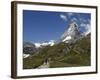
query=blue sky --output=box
[23,10,91,43]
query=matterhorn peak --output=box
[60,21,80,43]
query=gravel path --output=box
[37,61,50,69]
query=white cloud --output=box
[85,24,91,35]
[80,23,86,27]
[66,12,74,19]
[60,13,74,22]
[79,18,87,23]
[60,14,67,21]
[71,17,77,22]
[80,23,91,35]
[67,12,73,16]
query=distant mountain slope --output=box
[23,40,55,58]
[23,42,37,54]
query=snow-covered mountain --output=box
[23,42,36,54]
[23,42,37,58]
[60,21,81,43]
[34,40,55,48]
[23,40,55,58]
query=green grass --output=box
[23,35,91,69]
[23,55,44,69]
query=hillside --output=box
[23,34,91,69]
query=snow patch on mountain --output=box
[48,40,55,46]
[61,21,80,43]
[23,54,30,58]
[34,40,55,48]
[34,43,41,48]
[62,36,72,42]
